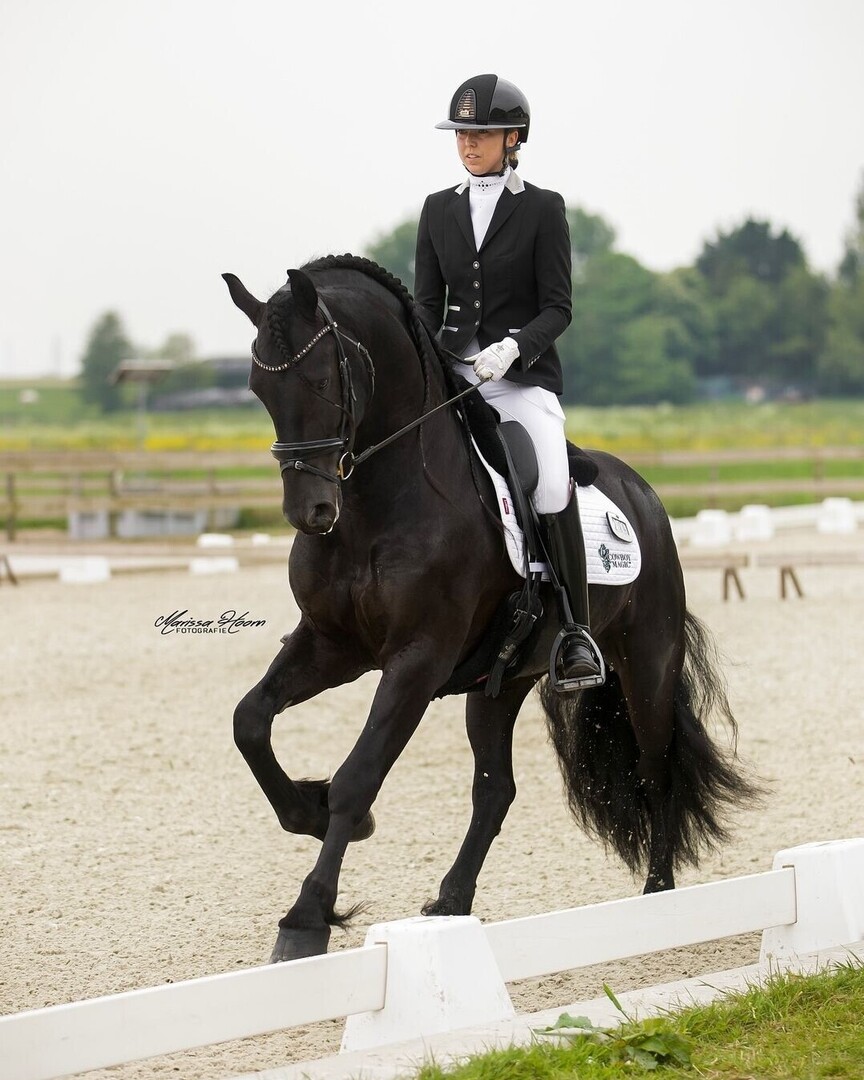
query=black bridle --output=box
[252,297,374,484]
[252,299,487,485]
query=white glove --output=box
[468,337,520,382]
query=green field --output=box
[4,379,864,524]
[0,379,271,452]
[4,378,864,452]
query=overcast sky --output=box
[1,0,862,378]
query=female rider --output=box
[414,73,603,689]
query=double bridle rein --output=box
[252,298,485,485]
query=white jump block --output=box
[59,557,111,584]
[189,557,239,575]
[196,533,235,547]
[341,916,515,1054]
[760,838,864,964]
[817,497,857,535]
[690,509,733,547]
[250,533,272,545]
[735,504,775,542]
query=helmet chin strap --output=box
[464,163,509,178]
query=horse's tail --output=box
[539,609,761,874]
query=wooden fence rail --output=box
[4,448,864,540]
[0,452,279,539]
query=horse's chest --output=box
[291,549,395,637]
[291,527,499,653]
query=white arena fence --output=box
[673,496,864,547]
[2,839,864,1080]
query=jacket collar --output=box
[451,170,525,252]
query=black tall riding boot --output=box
[543,493,604,691]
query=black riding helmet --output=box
[435,73,530,145]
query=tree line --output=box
[366,174,864,406]
[80,175,864,410]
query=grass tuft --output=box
[402,963,864,1080]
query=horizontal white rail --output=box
[0,944,387,1080]
[486,868,797,982]
[5,842,863,1080]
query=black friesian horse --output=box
[223,255,757,962]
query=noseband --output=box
[252,298,374,484]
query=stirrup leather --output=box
[549,624,606,693]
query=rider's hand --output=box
[468,337,520,382]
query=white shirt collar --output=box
[454,168,525,196]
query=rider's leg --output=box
[476,382,603,686]
[475,381,570,511]
[542,491,603,683]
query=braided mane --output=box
[303,253,413,307]
[301,253,446,375]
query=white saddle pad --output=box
[474,441,641,585]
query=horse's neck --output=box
[351,344,472,497]
[355,312,457,453]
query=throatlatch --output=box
[542,493,606,693]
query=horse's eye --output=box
[317,378,330,391]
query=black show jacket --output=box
[414,175,572,395]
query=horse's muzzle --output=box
[282,486,341,535]
[286,504,339,534]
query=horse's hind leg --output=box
[542,632,680,894]
[614,626,682,894]
[233,618,372,843]
[423,680,532,917]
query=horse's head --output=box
[223,268,365,535]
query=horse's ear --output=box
[287,269,318,322]
[222,273,264,327]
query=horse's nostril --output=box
[310,504,338,532]
[285,502,338,535]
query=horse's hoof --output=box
[421,895,471,917]
[351,810,375,843]
[269,926,331,963]
[643,876,674,894]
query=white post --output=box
[760,838,864,964]
[340,916,515,1053]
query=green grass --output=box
[0,377,271,451]
[411,964,864,1080]
[564,400,864,453]
[8,375,864,451]
[5,378,864,453]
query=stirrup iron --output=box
[549,625,606,693]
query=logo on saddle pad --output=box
[470,440,642,586]
[598,543,633,574]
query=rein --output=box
[349,375,487,471]
[253,302,487,484]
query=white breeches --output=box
[461,365,571,514]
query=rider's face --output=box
[456,128,517,175]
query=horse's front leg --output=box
[271,641,456,962]
[423,680,532,917]
[233,618,372,844]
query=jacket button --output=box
[472,261,480,270]
[473,281,480,288]
[473,300,481,309]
